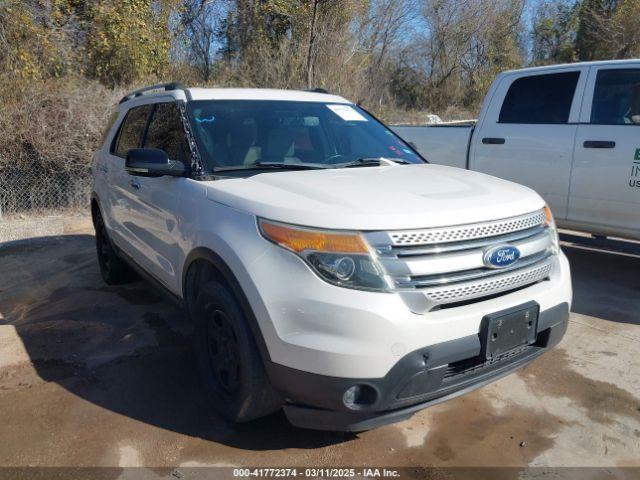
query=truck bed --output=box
[391,124,474,170]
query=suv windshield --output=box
[187,100,424,171]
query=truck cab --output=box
[394,60,640,241]
[474,60,640,240]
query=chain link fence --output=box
[0,77,122,224]
[0,166,91,219]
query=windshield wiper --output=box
[336,157,412,168]
[214,161,331,172]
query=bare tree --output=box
[305,0,319,87]
[359,0,417,104]
[180,0,227,81]
[407,0,524,110]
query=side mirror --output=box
[630,84,640,125]
[125,148,186,177]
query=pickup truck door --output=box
[568,64,640,239]
[469,67,589,220]
[123,101,191,292]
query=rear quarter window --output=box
[499,72,580,124]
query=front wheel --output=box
[193,281,282,422]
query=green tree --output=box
[576,0,640,60]
[220,0,291,62]
[0,0,85,80]
[575,0,615,60]
[85,0,175,86]
[531,0,578,64]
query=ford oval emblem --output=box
[483,245,521,269]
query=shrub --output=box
[0,77,124,215]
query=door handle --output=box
[482,137,506,145]
[129,179,141,190]
[583,140,616,149]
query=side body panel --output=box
[567,63,640,240]
[123,175,189,290]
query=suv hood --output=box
[204,164,545,231]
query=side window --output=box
[591,69,640,125]
[499,72,580,124]
[143,103,189,162]
[112,105,153,157]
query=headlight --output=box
[259,219,391,292]
[543,205,560,254]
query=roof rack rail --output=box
[119,82,189,104]
[304,87,329,94]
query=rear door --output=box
[470,67,588,220]
[107,103,153,248]
[568,64,640,239]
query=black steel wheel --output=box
[193,281,282,422]
[206,308,241,394]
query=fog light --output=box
[343,384,378,409]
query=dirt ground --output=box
[0,217,639,475]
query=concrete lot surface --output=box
[0,218,639,474]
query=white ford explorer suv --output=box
[91,83,572,431]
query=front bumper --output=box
[245,235,572,379]
[268,302,569,431]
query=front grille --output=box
[364,209,555,310]
[422,261,552,304]
[388,211,546,245]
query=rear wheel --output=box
[93,209,135,285]
[193,281,282,422]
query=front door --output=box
[125,102,191,290]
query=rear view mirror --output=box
[630,84,640,124]
[125,148,186,177]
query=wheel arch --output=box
[182,247,273,365]
[90,193,102,226]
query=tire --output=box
[193,281,282,422]
[93,209,136,285]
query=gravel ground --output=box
[0,218,638,477]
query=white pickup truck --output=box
[393,59,640,241]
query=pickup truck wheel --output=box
[193,281,282,423]
[93,210,135,285]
